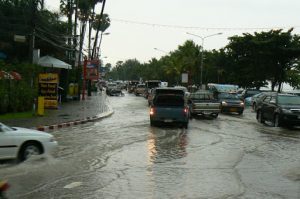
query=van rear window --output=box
[153,95,184,107]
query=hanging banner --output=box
[86,59,99,80]
[38,73,59,109]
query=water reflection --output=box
[256,123,300,139]
[147,127,188,165]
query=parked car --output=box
[134,84,146,96]
[240,89,262,100]
[0,123,58,161]
[251,92,267,111]
[149,88,189,128]
[188,90,221,118]
[256,93,300,127]
[217,92,245,115]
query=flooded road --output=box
[1,92,300,198]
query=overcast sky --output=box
[45,0,300,66]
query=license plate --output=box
[164,119,173,123]
[230,108,237,112]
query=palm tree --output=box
[92,13,110,58]
[91,0,106,59]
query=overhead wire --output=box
[35,33,75,51]
[111,18,299,31]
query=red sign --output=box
[86,60,99,80]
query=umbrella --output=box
[38,55,71,69]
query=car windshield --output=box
[155,89,185,96]
[277,95,300,105]
[218,93,239,99]
[0,123,14,132]
[153,95,184,107]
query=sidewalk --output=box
[3,91,113,131]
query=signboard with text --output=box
[38,73,59,109]
[86,60,99,80]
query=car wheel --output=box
[183,122,188,129]
[212,113,218,118]
[257,110,265,124]
[19,142,42,161]
[252,103,256,111]
[238,111,243,115]
[273,114,281,127]
[150,119,155,126]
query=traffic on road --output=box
[0,84,299,198]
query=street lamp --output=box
[96,32,110,57]
[186,32,222,88]
[154,48,168,54]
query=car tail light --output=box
[150,107,155,116]
[0,181,9,192]
[183,107,188,115]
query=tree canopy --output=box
[107,29,300,91]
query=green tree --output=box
[226,29,300,91]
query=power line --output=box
[35,33,75,51]
[111,18,299,31]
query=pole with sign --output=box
[82,58,87,100]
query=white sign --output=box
[181,73,188,83]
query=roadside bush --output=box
[0,81,9,114]
[0,62,41,114]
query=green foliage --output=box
[225,29,300,90]
[106,30,300,90]
[0,61,41,114]
[92,13,110,32]
[0,1,69,62]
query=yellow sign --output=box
[38,73,59,109]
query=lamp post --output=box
[186,32,222,88]
[154,48,168,54]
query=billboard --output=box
[38,73,59,109]
[86,60,99,80]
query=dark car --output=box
[251,91,277,111]
[150,88,189,128]
[217,92,245,115]
[256,93,300,127]
[251,92,267,111]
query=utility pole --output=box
[91,0,106,59]
[29,0,38,63]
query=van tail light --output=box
[183,107,189,115]
[150,107,155,116]
[0,181,10,192]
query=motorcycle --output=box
[0,181,9,199]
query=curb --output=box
[34,105,114,132]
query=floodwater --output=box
[1,92,299,198]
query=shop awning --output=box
[38,55,72,69]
